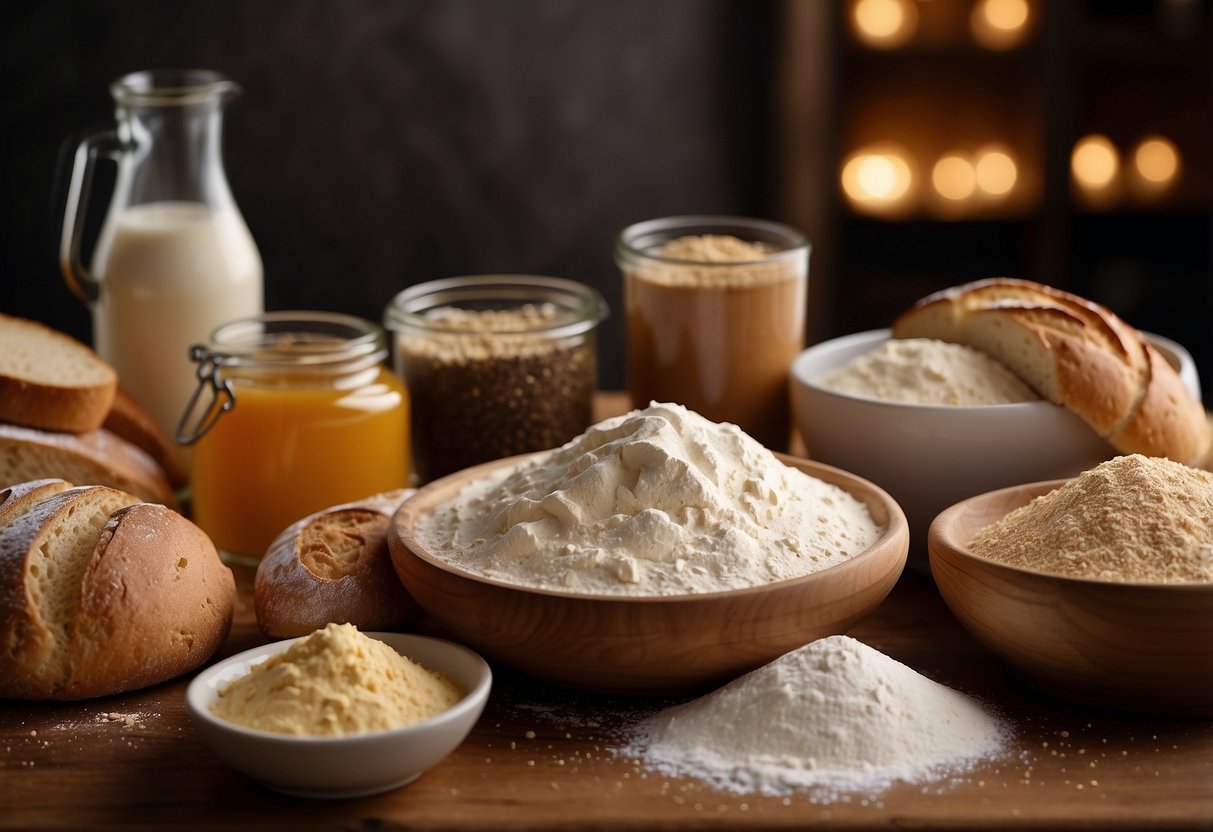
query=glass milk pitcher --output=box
[60,68,264,438]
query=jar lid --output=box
[384,275,607,339]
[205,311,386,367]
[176,311,386,444]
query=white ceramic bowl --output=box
[791,328,1202,562]
[186,633,492,799]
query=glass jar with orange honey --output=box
[181,311,409,565]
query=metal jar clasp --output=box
[176,345,236,445]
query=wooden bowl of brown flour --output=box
[929,456,1213,717]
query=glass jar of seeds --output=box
[384,275,607,484]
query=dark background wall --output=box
[3,1,1211,400]
[2,0,772,389]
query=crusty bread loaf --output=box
[0,478,71,527]
[0,313,117,433]
[254,489,418,638]
[892,278,1209,463]
[102,386,188,490]
[0,423,176,508]
[0,485,234,700]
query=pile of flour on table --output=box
[415,402,882,595]
[623,635,1007,795]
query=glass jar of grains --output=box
[384,275,606,484]
[181,311,410,565]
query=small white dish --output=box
[186,632,492,799]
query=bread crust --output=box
[62,503,234,700]
[0,424,176,508]
[0,479,72,528]
[0,313,116,433]
[0,491,234,700]
[0,486,137,699]
[254,489,418,638]
[893,278,1205,461]
[102,387,188,490]
[1109,342,1211,464]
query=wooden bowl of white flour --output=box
[388,420,908,694]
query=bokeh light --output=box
[971,0,1031,50]
[1133,135,1180,186]
[852,0,918,49]
[932,155,977,201]
[841,146,915,213]
[974,146,1019,196]
[1071,135,1119,192]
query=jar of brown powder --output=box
[384,276,606,484]
[616,216,809,452]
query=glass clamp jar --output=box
[384,275,607,484]
[180,311,410,565]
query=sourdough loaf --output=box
[892,278,1209,463]
[254,489,418,638]
[102,386,189,490]
[0,313,117,433]
[0,484,234,700]
[0,478,71,527]
[0,423,176,508]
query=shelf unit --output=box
[776,0,1212,399]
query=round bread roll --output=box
[254,489,419,638]
[0,486,235,700]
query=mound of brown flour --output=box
[969,454,1213,583]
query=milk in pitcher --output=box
[92,201,263,436]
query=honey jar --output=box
[181,311,410,564]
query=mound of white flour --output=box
[624,635,1006,795]
[821,338,1039,405]
[415,403,882,595]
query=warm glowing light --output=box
[971,0,1031,49]
[852,0,918,48]
[1133,135,1180,185]
[841,146,914,212]
[975,146,1018,196]
[1071,135,1119,191]
[932,155,977,201]
[983,0,1029,30]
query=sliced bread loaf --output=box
[0,486,234,700]
[893,278,1208,463]
[0,478,72,528]
[0,313,117,433]
[0,424,176,508]
[102,386,188,489]
[0,486,139,698]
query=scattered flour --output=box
[623,635,1007,795]
[820,338,1039,405]
[415,402,883,595]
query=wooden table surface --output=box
[2,397,1212,830]
[3,566,1211,831]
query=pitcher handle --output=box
[59,129,124,304]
